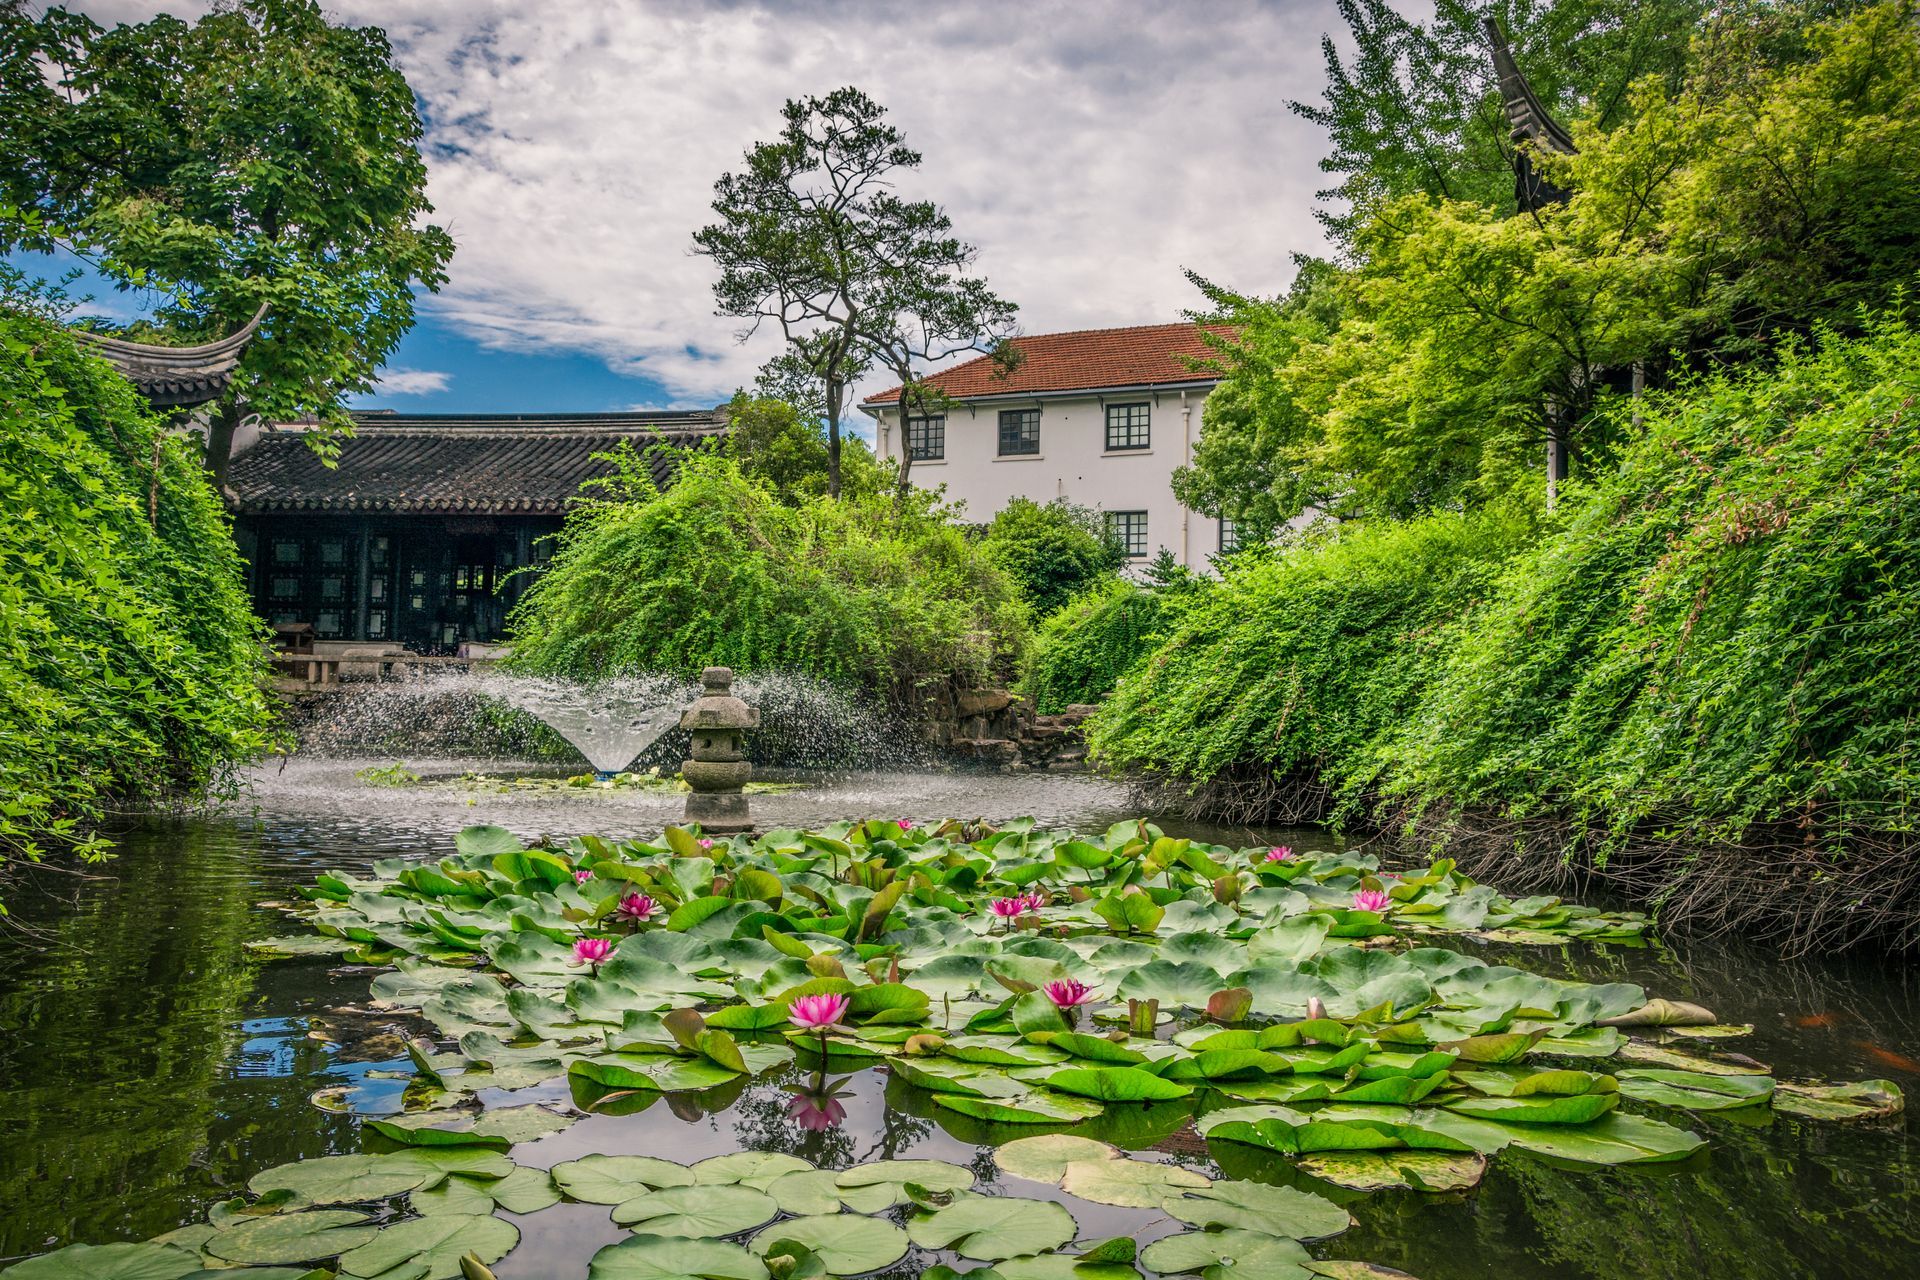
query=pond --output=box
[1,760,1917,1279]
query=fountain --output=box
[474,673,688,778]
[679,666,759,833]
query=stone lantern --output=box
[680,667,759,834]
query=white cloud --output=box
[74,1,1344,405]
[374,367,453,395]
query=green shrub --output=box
[0,304,273,878]
[978,497,1126,616]
[1023,579,1169,714]
[505,451,1027,695]
[1088,505,1535,805]
[1381,312,1920,847]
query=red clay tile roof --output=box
[862,322,1234,406]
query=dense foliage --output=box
[1089,508,1535,816]
[978,498,1127,618]
[506,453,1027,695]
[720,393,889,505]
[1180,2,1920,525]
[0,302,272,883]
[0,0,453,473]
[1021,580,1169,715]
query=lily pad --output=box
[1165,1180,1350,1237]
[994,1134,1121,1183]
[750,1215,911,1274]
[934,1089,1105,1125]
[1295,1151,1487,1193]
[692,1152,816,1190]
[206,1210,381,1265]
[834,1160,975,1212]
[411,1167,559,1216]
[588,1234,766,1280]
[767,1169,847,1216]
[0,1243,205,1280]
[1059,1157,1211,1208]
[1497,1111,1707,1165]
[1616,1069,1774,1111]
[907,1195,1077,1260]
[248,1153,439,1204]
[552,1155,696,1204]
[337,1213,520,1278]
[1773,1079,1905,1121]
[613,1184,779,1236]
[1140,1230,1314,1280]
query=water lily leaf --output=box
[934,1089,1105,1124]
[1615,1042,1771,1076]
[1139,1230,1313,1280]
[1306,1264,1423,1279]
[1113,961,1225,1008]
[1616,1069,1774,1110]
[1059,1156,1210,1208]
[1496,1111,1706,1164]
[750,1216,911,1275]
[569,1054,743,1093]
[1328,1073,1447,1105]
[338,1213,519,1279]
[1036,1032,1149,1065]
[766,1170,846,1216]
[206,1210,380,1264]
[1596,999,1716,1027]
[1444,1092,1619,1125]
[993,1258,1141,1280]
[1165,1180,1349,1238]
[1773,1078,1904,1121]
[993,1134,1120,1183]
[692,1152,816,1189]
[552,1155,695,1204]
[1045,1066,1193,1103]
[612,1185,779,1236]
[834,1160,974,1212]
[588,1234,765,1280]
[1436,1031,1545,1064]
[1,1242,204,1279]
[412,1168,558,1216]
[1295,1151,1486,1192]
[248,1154,442,1204]
[908,1195,1077,1260]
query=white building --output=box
[860,323,1241,568]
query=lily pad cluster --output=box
[14,818,1902,1279]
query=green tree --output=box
[0,0,454,478]
[695,87,1012,498]
[979,498,1128,618]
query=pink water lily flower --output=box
[1044,979,1097,1009]
[990,897,1026,919]
[574,869,594,884]
[570,936,613,968]
[787,1092,848,1131]
[897,818,914,832]
[788,993,851,1031]
[698,838,715,850]
[1352,888,1392,913]
[1306,996,1328,1021]
[1262,847,1295,863]
[615,892,659,923]
[1019,890,1049,913]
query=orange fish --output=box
[1794,1012,1843,1028]
[1852,1041,1920,1074]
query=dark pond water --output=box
[1,761,1917,1278]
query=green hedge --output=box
[0,307,273,876]
[1022,579,1168,714]
[506,452,1028,693]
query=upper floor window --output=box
[998,408,1041,456]
[1219,518,1241,554]
[907,415,945,461]
[1105,402,1150,451]
[1106,510,1149,558]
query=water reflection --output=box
[0,773,1914,1278]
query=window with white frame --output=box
[1106,510,1149,558]
[1105,402,1150,451]
[1219,518,1241,553]
[998,408,1040,456]
[906,414,945,461]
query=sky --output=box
[53,0,1348,426]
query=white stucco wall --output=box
[864,384,1233,570]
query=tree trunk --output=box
[204,398,242,486]
[825,377,844,500]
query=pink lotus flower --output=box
[1262,847,1294,863]
[698,838,714,850]
[570,936,613,968]
[990,897,1026,919]
[574,869,594,884]
[1306,996,1327,1020]
[1020,890,1048,913]
[1044,979,1096,1009]
[787,1091,847,1131]
[615,892,659,923]
[897,818,914,832]
[788,993,851,1031]
[1380,871,1401,881]
[1352,888,1392,913]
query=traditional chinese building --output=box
[222,411,725,651]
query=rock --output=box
[955,688,1014,717]
[950,737,1020,767]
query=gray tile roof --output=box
[225,411,727,514]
